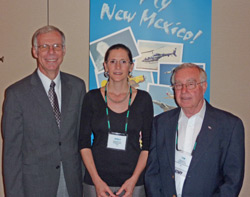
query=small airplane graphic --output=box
[101,75,145,88]
[153,100,176,112]
[164,67,176,74]
[128,75,145,88]
[142,48,177,63]
[164,92,174,99]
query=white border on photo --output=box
[95,71,107,88]
[130,69,154,91]
[147,83,177,116]
[158,62,206,85]
[135,40,183,72]
[158,62,182,85]
[90,27,140,74]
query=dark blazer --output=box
[2,70,86,197]
[145,101,245,197]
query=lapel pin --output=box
[208,126,212,130]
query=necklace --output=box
[106,83,130,103]
[105,85,132,134]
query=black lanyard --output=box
[104,85,132,133]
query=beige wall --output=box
[211,1,250,196]
[0,0,249,196]
[0,0,90,195]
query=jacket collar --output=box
[165,101,218,173]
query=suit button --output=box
[172,175,175,179]
[59,142,62,146]
[56,165,60,169]
[173,195,176,197]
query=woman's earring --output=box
[104,71,109,78]
[128,71,132,78]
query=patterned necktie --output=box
[48,81,61,128]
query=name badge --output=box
[175,150,192,178]
[107,132,127,151]
[175,150,192,196]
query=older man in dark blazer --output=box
[145,63,245,197]
[2,25,86,197]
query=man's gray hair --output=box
[32,25,65,50]
[171,63,207,84]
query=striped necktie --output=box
[48,81,61,128]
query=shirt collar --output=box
[37,68,61,93]
[179,100,206,121]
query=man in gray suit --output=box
[2,25,86,197]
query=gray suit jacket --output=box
[145,101,245,197]
[2,70,86,197]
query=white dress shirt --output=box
[37,69,61,111]
[177,101,206,154]
[175,100,206,196]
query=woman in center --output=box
[79,44,153,197]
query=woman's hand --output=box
[81,149,116,197]
[95,179,116,197]
[115,177,137,197]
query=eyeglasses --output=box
[106,59,132,66]
[37,44,64,52]
[173,81,205,90]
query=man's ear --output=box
[32,47,38,58]
[202,81,208,94]
[63,47,66,56]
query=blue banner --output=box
[89,0,211,116]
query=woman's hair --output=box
[104,43,133,63]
